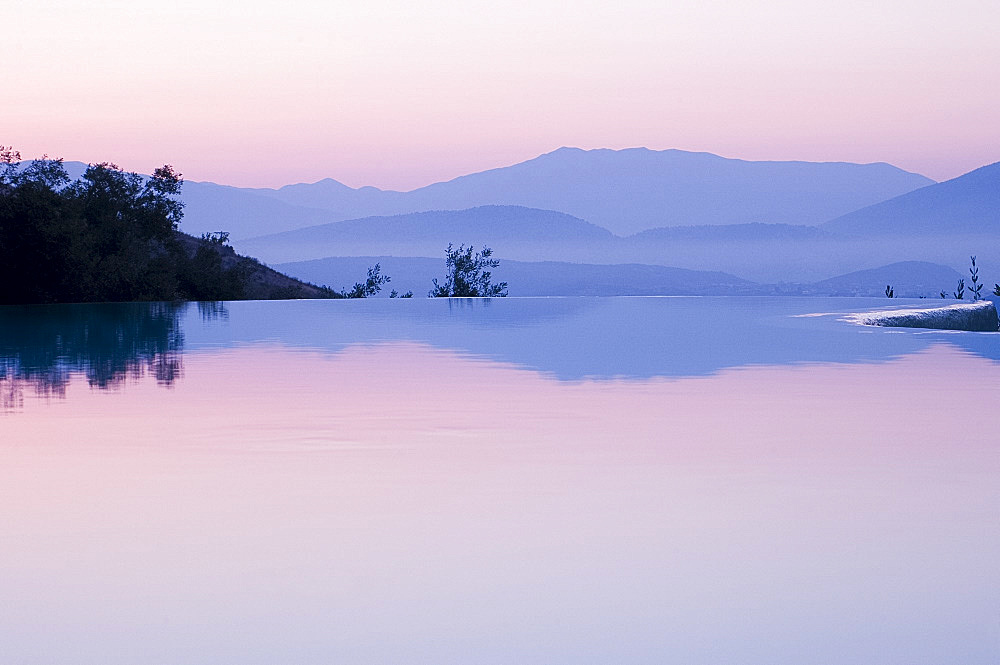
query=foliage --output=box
[0,151,350,304]
[1,155,188,303]
[342,263,389,298]
[389,289,413,298]
[968,255,983,301]
[201,231,230,245]
[884,284,894,298]
[954,278,965,300]
[429,243,508,297]
[1,157,212,303]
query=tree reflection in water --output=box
[0,302,224,409]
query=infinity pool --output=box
[1,297,998,664]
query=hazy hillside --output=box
[806,261,964,297]
[275,256,762,297]
[52,156,999,287]
[238,206,615,263]
[823,162,1000,236]
[389,148,933,235]
[52,163,338,240]
[176,148,933,238]
[238,204,1000,284]
[181,181,335,239]
[246,178,393,217]
[629,223,834,242]
[274,255,966,299]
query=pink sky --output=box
[5,0,998,189]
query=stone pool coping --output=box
[849,301,999,332]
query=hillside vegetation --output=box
[0,150,337,305]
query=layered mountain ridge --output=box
[172,147,934,239]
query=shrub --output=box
[430,244,508,297]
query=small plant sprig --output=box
[342,263,390,298]
[954,278,965,300]
[994,283,1000,297]
[884,284,894,298]
[201,231,230,245]
[939,291,948,298]
[969,256,983,301]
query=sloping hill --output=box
[274,256,761,297]
[275,255,974,299]
[180,181,336,239]
[807,261,964,297]
[173,233,335,300]
[238,205,616,263]
[822,162,1000,236]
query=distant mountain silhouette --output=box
[629,222,834,242]
[238,206,615,264]
[274,255,760,297]
[822,162,1000,236]
[235,202,993,286]
[181,181,336,239]
[176,148,933,238]
[274,255,967,299]
[51,155,996,288]
[386,148,932,235]
[247,177,390,214]
[807,261,964,297]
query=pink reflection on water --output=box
[1,343,998,663]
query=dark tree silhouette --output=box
[343,263,389,298]
[430,244,508,297]
[0,150,361,304]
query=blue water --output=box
[2,297,998,387]
[1,297,998,664]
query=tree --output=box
[0,153,243,304]
[66,161,185,301]
[344,263,389,298]
[429,243,508,297]
[0,150,384,304]
[201,231,230,245]
[0,155,92,303]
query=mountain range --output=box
[822,161,1000,236]
[275,257,965,299]
[41,151,1000,288]
[237,206,615,264]
[173,147,933,239]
